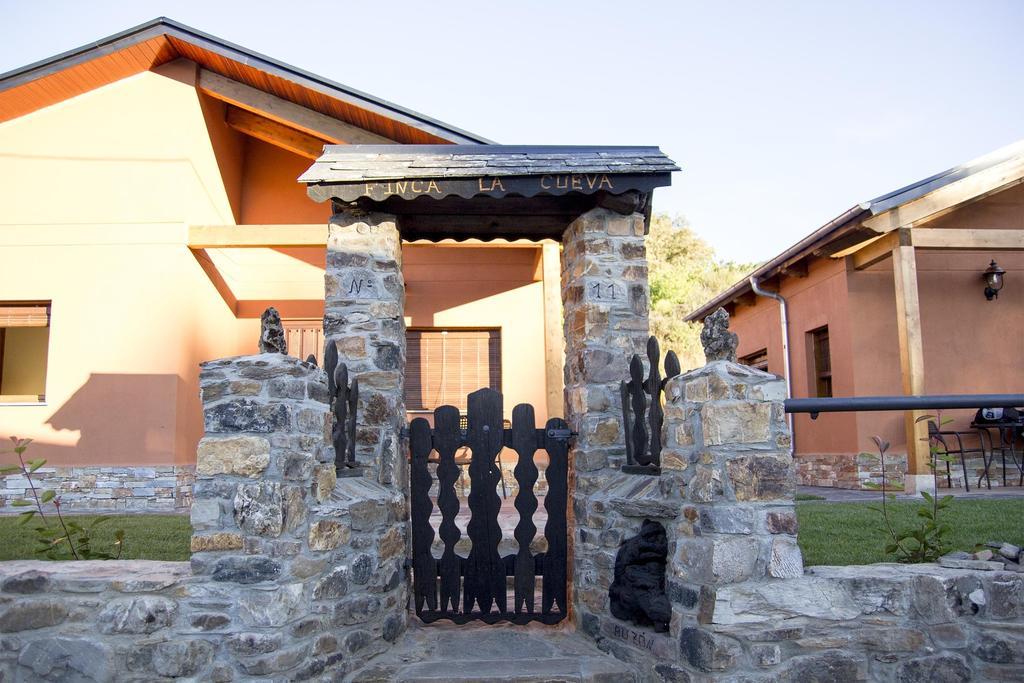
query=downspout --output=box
[749,276,794,450]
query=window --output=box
[0,303,51,403]
[405,329,501,412]
[809,326,832,398]
[284,320,324,366]
[739,348,769,372]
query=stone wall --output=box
[577,347,1024,681]
[323,210,406,488]
[0,465,193,512]
[797,451,1015,491]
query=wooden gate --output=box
[408,388,570,625]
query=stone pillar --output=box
[561,207,650,623]
[190,352,406,680]
[323,209,406,488]
[655,353,802,678]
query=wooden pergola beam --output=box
[198,68,393,145]
[541,243,564,419]
[910,228,1023,250]
[891,242,930,483]
[188,225,326,248]
[226,107,325,159]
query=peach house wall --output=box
[0,61,554,469]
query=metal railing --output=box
[784,394,1024,420]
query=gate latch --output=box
[546,428,576,441]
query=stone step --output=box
[345,622,639,683]
[351,656,638,682]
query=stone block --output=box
[895,653,971,682]
[17,637,112,682]
[727,454,795,501]
[778,650,865,682]
[227,631,282,655]
[212,556,281,584]
[314,567,349,600]
[204,399,290,433]
[190,498,220,528]
[309,520,351,551]
[765,510,798,534]
[313,464,337,502]
[699,506,754,534]
[152,639,214,677]
[701,401,772,445]
[678,627,740,672]
[190,532,244,553]
[768,536,804,578]
[196,436,271,477]
[98,597,177,634]
[234,482,283,537]
[238,583,304,627]
[711,535,759,584]
[0,600,68,632]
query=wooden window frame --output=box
[0,301,52,404]
[807,325,832,398]
[739,348,769,372]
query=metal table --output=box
[971,419,1024,489]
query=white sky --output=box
[2,0,1022,263]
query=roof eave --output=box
[683,204,869,322]
[0,17,492,145]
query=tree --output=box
[646,213,756,371]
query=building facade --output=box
[688,142,1024,492]
[0,19,563,510]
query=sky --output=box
[2,0,1022,263]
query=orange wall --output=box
[731,186,1024,459]
[730,256,858,455]
[0,62,253,467]
[404,244,550,423]
[240,138,331,225]
[0,59,553,467]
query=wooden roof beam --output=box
[850,230,907,270]
[226,106,325,159]
[863,155,1024,233]
[189,224,326,248]
[198,68,393,145]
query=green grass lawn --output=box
[797,498,1024,566]
[0,514,192,562]
[0,499,1020,567]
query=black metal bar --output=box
[785,394,1024,417]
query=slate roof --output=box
[299,145,679,184]
[685,137,1024,321]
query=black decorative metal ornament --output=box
[324,340,360,476]
[621,336,680,474]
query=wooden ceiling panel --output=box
[0,20,482,144]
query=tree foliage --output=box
[646,213,756,371]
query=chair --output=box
[927,420,985,491]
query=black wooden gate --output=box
[408,388,570,625]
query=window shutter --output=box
[283,320,324,366]
[406,329,501,411]
[0,305,50,327]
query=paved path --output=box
[798,484,1024,502]
[347,620,638,682]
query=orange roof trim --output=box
[0,17,491,145]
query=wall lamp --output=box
[983,259,1006,301]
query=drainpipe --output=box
[749,276,794,450]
